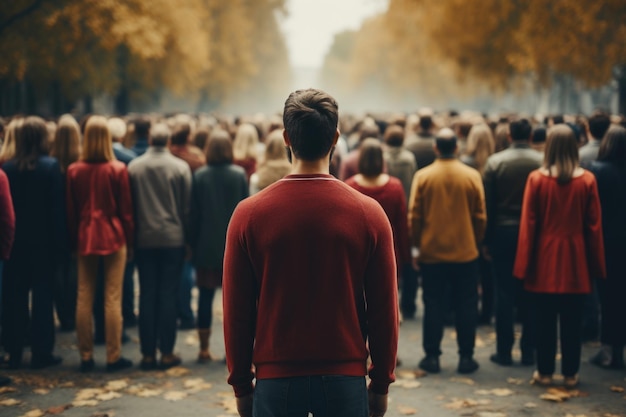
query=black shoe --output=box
[30,355,62,370]
[159,355,182,370]
[106,357,133,372]
[0,375,11,386]
[80,359,95,373]
[458,357,479,374]
[489,353,513,366]
[140,357,157,371]
[418,356,440,373]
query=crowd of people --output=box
[0,96,624,402]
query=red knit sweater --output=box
[223,174,398,397]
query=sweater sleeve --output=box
[364,205,399,395]
[117,167,134,248]
[223,204,257,398]
[584,176,606,279]
[513,174,538,280]
[0,171,15,260]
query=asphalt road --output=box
[0,290,624,417]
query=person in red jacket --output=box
[0,168,14,386]
[66,115,134,373]
[514,124,606,388]
[223,89,398,417]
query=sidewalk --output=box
[0,290,624,417]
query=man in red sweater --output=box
[223,89,398,417]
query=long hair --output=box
[14,116,48,171]
[233,123,259,161]
[598,125,626,169]
[544,124,579,183]
[205,129,234,165]
[81,115,115,163]
[51,115,81,173]
[465,123,495,174]
[0,117,24,163]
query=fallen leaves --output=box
[164,366,190,377]
[0,398,22,406]
[506,377,525,385]
[46,404,72,414]
[32,389,49,395]
[444,398,491,409]
[105,380,129,391]
[163,391,188,401]
[450,377,476,386]
[475,388,515,397]
[476,412,507,417]
[540,388,581,402]
[610,386,625,393]
[183,378,213,392]
[398,405,418,415]
[19,410,45,417]
[0,386,18,394]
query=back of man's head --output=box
[509,118,532,142]
[150,123,170,147]
[134,118,151,138]
[435,127,457,156]
[419,115,433,132]
[171,123,191,145]
[588,112,611,140]
[283,89,338,161]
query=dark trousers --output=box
[400,264,419,318]
[54,251,77,330]
[254,376,368,417]
[178,260,195,325]
[421,260,479,357]
[136,247,184,357]
[534,293,585,377]
[490,226,536,357]
[598,245,626,346]
[197,287,216,329]
[478,254,494,323]
[1,247,55,362]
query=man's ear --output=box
[283,129,291,147]
[333,128,340,146]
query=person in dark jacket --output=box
[587,125,626,369]
[0,169,15,384]
[1,116,64,370]
[189,129,248,363]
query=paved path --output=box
[1,291,625,417]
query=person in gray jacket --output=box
[188,129,249,363]
[127,123,192,370]
[483,119,542,367]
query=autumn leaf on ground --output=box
[475,388,514,397]
[0,386,18,394]
[165,366,190,377]
[75,388,106,401]
[58,382,75,388]
[540,388,571,402]
[163,391,188,401]
[524,402,538,408]
[183,378,213,392]
[105,380,128,391]
[476,412,507,417]
[96,392,122,402]
[92,413,115,417]
[506,377,525,385]
[0,398,22,406]
[46,404,72,415]
[135,389,162,398]
[19,409,45,417]
[444,398,490,409]
[450,377,476,386]
[398,405,418,415]
[610,386,625,393]
[33,388,49,395]
[475,335,485,348]
[395,380,421,389]
[185,334,198,346]
[72,400,99,407]
[565,414,588,417]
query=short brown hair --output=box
[205,129,233,165]
[82,115,115,163]
[283,89,338,161]
[544,124,579,183]
[358,138,384,177]
[384,124,404,147]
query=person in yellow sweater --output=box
[408,127,487,375]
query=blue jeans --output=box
[254,375,368,417]
[136,247,185,357]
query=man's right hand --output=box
[236,393,253,417]
[368,390,388,417]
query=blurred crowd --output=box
[0,106,624,388]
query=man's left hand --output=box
[368,390,388,417]
[236,393,253,417]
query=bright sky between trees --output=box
[282,0,389,68]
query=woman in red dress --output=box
[513,124,606,387]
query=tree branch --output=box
[0,0,44,37]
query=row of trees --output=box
[0,0,291,116]
[320,0,626,114]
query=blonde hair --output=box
[233,123,259,160]
[263,129,288,162]
[0,117,24,162]
[51,115,81,173]
[544,124,579,183]
[81,116,115,162]
[466,123,495,174]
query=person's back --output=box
[223,89,398,417]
